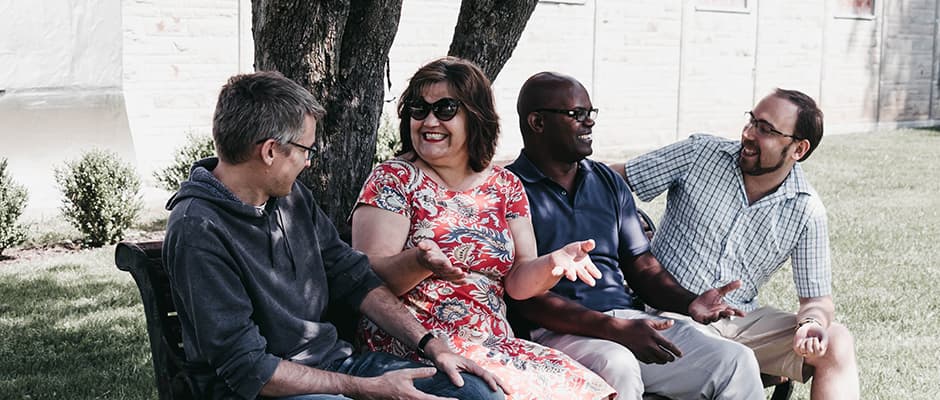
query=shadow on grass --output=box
[0,272,157,399]
[913,126,940,136]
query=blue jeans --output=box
[276,352,504,400]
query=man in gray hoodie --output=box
[164,71,504,400]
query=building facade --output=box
[1,0,938,214]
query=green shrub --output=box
[55,149,143,248]
[374,113,401,166]
[153,132,215,192]
[0,158,28,255]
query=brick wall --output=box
[593,0,683,151]
[752,1,824,116]
[5,0,939,214]
[121,0,251,183]
[490,1,598,159]
[879,0,936,122]
[117,0,940,167]
[676,3,757,140]
[934,2,940,120]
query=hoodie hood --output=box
[165,157,286,271]
[166,157,266,218]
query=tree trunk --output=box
[251,1,536,237]
[448,0,538,81]
[252,0,403,238]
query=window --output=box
[696,0,749,13]
[836,0,875,18]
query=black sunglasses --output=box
[407,98,462,121]
[535,107,598,123]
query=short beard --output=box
[740,142,791,176]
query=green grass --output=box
[0,128,937,399]
[0,248,156,399]
[761,128,940,399]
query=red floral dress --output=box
[355,159,615,400]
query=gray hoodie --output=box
[163,158,382,399]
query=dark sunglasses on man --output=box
[407,98,462,121]
[535,107,598,123]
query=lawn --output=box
[1,128,938,399]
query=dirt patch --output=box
[0,230,166,265]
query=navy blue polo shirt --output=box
[506,152,651,312]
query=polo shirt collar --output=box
[509,150,594,184]
[507,150,544,183]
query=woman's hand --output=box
[416,240,467,284]
[548,239,602,286]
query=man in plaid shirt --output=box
[616,89,859,399]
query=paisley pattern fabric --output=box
[355,159,615,400]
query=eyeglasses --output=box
[287,141,318,162]
[744,111,799,140]
[407,98,462,121]
[255,138,318,162]
[535,107,598,123]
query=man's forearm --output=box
[365,249,433,297]
[625,253,696,314]
[511,292,620,341]
[359,285,427,348]
[260,359,367,397]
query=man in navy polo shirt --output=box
[505,72,764,400]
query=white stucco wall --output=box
[0,0,132,217]
[0,0,122,89]
[2,0,938,219]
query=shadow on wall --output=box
[859,0,939,124]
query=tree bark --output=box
[251,1,536,237]
[253,0,403,238]
[448,0,539,81]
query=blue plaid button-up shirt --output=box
[625,134,832,312]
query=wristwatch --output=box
[416,331,437,358]
[797,317,822,328]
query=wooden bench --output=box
[115,241,195,400]
[115,240,357,399]
[117,237,792,400]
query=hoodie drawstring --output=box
[274,204,298,272]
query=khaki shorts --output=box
[657,307,811,382]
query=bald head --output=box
[515,72,596,164]
[517,72,586,134]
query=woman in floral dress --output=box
[350,57,615,400]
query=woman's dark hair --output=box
[397,57,499,172]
